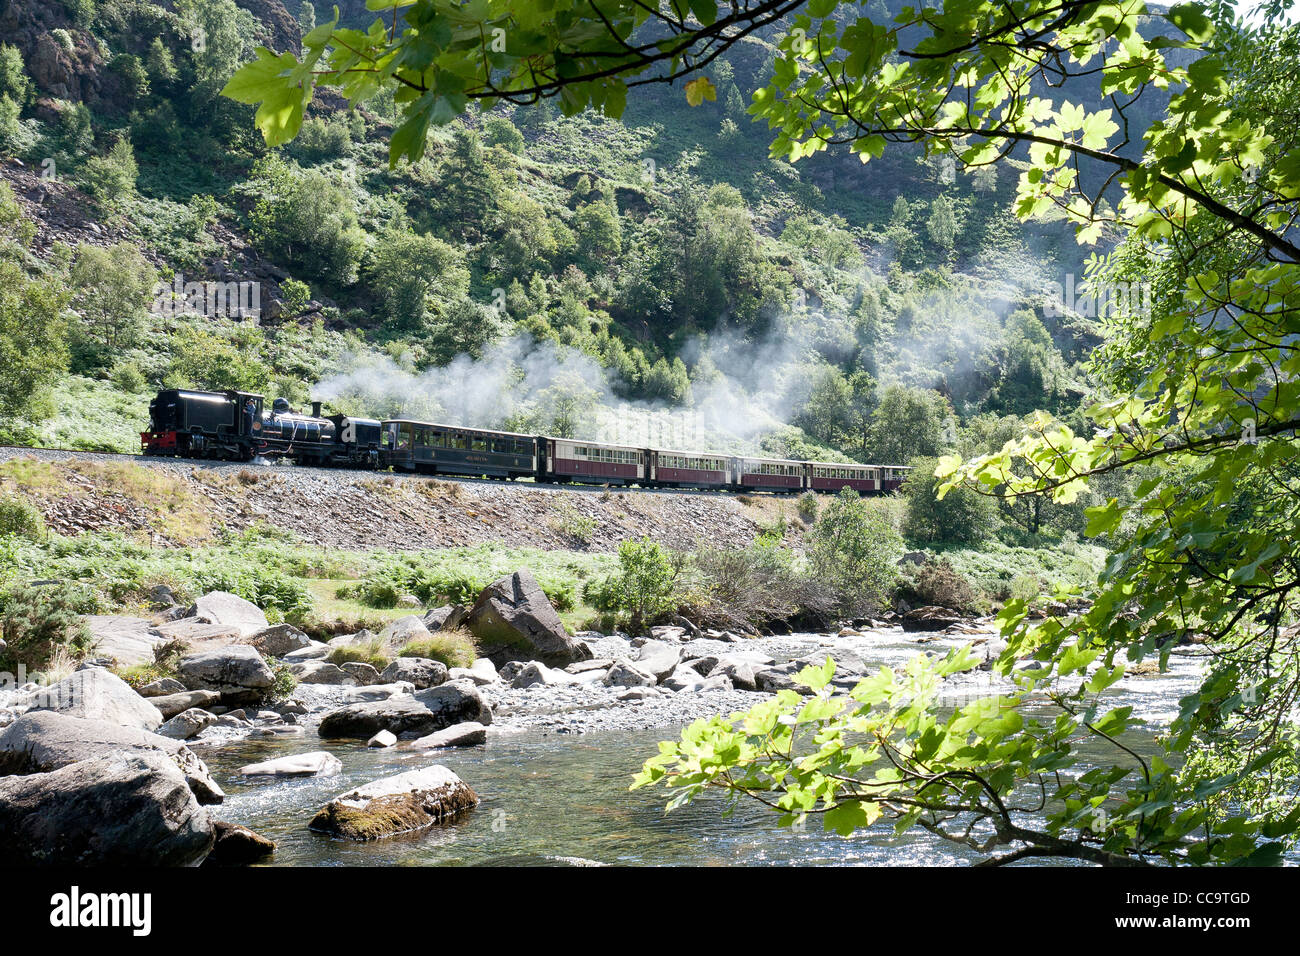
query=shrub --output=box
[807,488,903,615]
[796,491,819,523]
[266,655,297,699]
[398,630,475,669]
[0,495,44,540]
[81,139,139,203]
[690,541,835,631]
[583,539,681,630]
[894,559,979,614]
[0,584,95,672]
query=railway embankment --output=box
[0,448,796,553]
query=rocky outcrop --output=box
[84,615,167,666]
[22,668,163,732]
[308,766,478,841]
[0,711,224,805]
[467,570,587,667]
[177,645,275,702]
[0,751,213,866]
[190,591,269,638]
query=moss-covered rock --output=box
[308,766,478,841]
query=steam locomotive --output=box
[141,388,910,494]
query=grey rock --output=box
[511,661,577,688]
[367,730,397,748]
[242,623,311,657]
[283,641,330,662]
[83,615,167,666]
[309,765,478,841]
[22,668,163,732]
[0,751,213,865]
[413,680,493,727]
[190,591,269,638]
[467,569,587,667]
[379,616,432,651]
[318,697,443,740]
[178,645,275,701]
[150,689,222,719]
[604,659,658,688]
[380,658,448,689]
[498,661,526,684]
[203,821,274,866]
[156,708,216,740]
[410,721,488,749]
[340,662,382,686]
[138,677,187,698]
[422,605,468,633]
[239,751,342,777]
[901,606,967,633]
[291,660,352,685]
[0,711,223,805]
[635,640,681,681]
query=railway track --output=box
[0,444,793,501]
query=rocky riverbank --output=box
[0,562,1022,864]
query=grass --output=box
[326,635,391,671]
[938,540,1106,604]
[398,630,476,669]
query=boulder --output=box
[380,616,433,652]
[242,623,311,658]
[511,661,577,688]
[754,656,865,694]
[150,689,222,719]
[707,659,762,692]
[291,660,352,685]
[635,640,682,681]
[648,625,688,643]
[380,658,448,689]
[422,605,468,633]
[448,658,498,685]
[83,615,167,666]
[203,821,275,866]
[157,708,216,740]
[317,697,445,740]
[660,665,712,693]
[901,606,967,633]
[338,682,416,702]
[177,645,275,702]
[410,721,488,749]
[308,766,478,841]
[138,678,187,698]
[367,730,397,748]
[412,680,493,727]
[190,591,269,638]
[23,668,163,732]
[604,659,658,688]
[0,751,213,866]
[341,662,382,686]
[0,711,224,805]
[239,751,342,777]
[466,570,587,667]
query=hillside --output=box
[0,0,1105,474]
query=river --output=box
[198,629,1222,866]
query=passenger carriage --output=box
[650,449,729,488]
[544,438,645,484]
[381,420,537,479]
[808,461,882,493]
[734,456,804,492]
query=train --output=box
[141,388,910,494]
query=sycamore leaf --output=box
[684,75,717,107]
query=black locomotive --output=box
[142,388,909,493]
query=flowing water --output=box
[197,631,1226,866]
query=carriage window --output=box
[397,424,412,449]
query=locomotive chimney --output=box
[311,401,322,418]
